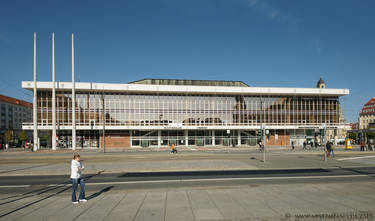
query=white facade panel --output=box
[22,81,349,96]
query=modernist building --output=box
[22,78,349,149]
[359,97,375,129]
[0,94,33,145]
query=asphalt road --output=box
[1,166,375,194]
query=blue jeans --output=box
[71,178,85,202]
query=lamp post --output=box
[323,124,326,161]
[226,129,230,147]
[260,99,266,163]
[101,92,106,153]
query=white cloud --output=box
[247,0,293,23]
[248,0,259,7]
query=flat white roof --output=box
[22,81,349,96]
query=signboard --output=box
[164,123,183,129]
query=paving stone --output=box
[258,185,307,215]
[262,184,330,215]
[318,183,375,211]
[3,194,59,220]
[308,183,358,212]
[229,187,278,218]
[165,191,194,221]
[206,189,251,219]
[76,194,123,221]
[0,194,46,218]
[44,193,105,221]
[17,195,71,221]
[104,192,146,221]
[134,191,166,221]
[188,189,224,220]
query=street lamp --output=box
[260,99,266,163]
[322,124,326,161]
[226,129,230,147]
[101,93,106,153]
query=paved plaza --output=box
[1,181,375,220]
[1,148,375,220]
[0,146,373,176]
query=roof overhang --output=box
[22,81,350,96]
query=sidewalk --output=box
[1,180,374,220]
[0,145,360,156]
[0,148,373,176]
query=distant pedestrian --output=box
[310,141,314,149]
[360,140,365,151]
[325,142,330,157]
[326,141,334,157]
[170,143,177,154]
[303,141,307,150]
[291,141,295,150]
[367,141,373,151]
[368,142,374,151]
[71,154,87,204]
[314,141,318,149]
[259,141,263,151]
[329,142,335,157]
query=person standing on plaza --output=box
[303,140,307,150]
[170,143,177,154]
[326,141,333,157]
[329,141,335,157]
[360,140,365,151]
[291,141,295,150]
[258,141,263,151]
[71,154,87,204]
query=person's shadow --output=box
[86,186,114,200]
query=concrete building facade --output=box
[22,78,349,150]
[0,94,33,146]
[359,97,375,129]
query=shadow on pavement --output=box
[118,168,330,178]
[87,186,114,200]
[341,167,375,176]
[0,164,52,174]
[0,171,104,218]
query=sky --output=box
[0,0,374,122]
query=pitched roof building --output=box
[359,97,375,129]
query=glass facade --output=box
[37,91,341,127]
[32,90,343,148]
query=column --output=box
[157,130,161,147]
[212,130,215,146]
[33,32,38,151]
[334,128,338,145]
[185,130,188,147]
[52,32,56,150]
[71,33,76,150]
[130,130,132,148]
[237,130,241,146]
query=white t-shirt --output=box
[70,159,84,179]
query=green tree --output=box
[5,130,13,144]
[347,132,357,140]
[18,130,28,147]
[44,133,49,142]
